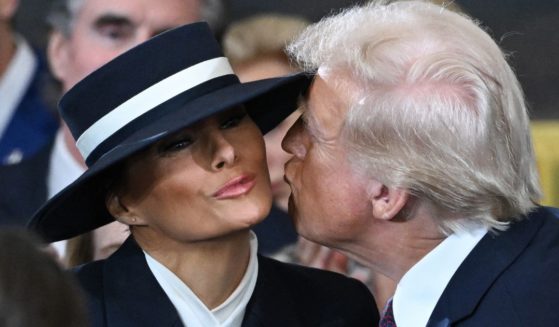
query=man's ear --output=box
[0,0,19,20]
[368,181,409,221]
[106,192,144,226]
[47,31,70,82]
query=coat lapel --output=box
[103,237,183,327]
[427,207,551,326]
[242,256,306,327]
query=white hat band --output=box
[76,57,234,160]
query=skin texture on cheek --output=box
[114,114,274,245]
[285,74,373,245]
[292,142,371,246]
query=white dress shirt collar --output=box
[48,130,85,198]
[393,225,487,327]
[0,35,37,139]
[145,231,259,327]
[48,130,85,259]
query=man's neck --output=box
[341,210,446,289]
[0,24,15,78]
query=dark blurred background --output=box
[14,0,559,119]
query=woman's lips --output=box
[213,174,256,199]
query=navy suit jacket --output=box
[75,237,379,327]
[0,140,51,226]
[427,206,559,326]
[0,49,58,164]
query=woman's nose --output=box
[210,132,237,170]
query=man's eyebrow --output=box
[299,100,323,140]
[93,13,134,29]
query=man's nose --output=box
[282,118,307,159]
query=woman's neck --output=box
[135,229,252,309]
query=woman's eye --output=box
[162,138,193,152]
[220,113,246,129]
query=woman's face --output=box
[234,56,298,211]
[110,107,272,243]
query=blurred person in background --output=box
[0,0,57,166]
[65,218,131,267]
[0,228,87,327]
[0,0,223,264]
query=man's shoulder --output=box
[496,207,559,294]
[0,140,52,178]
[430,207,559,326]
[0,140,53,226]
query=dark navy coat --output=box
[75,237,379,327]
[428,206,559,326]
[0,140,52,226]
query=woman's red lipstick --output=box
[213,174,256,199]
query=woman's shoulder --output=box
[257,254,373,299]
[255,255,379,324]
[71,259,106,293]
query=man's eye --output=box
[220,113,246,129]
[97,24,133,41]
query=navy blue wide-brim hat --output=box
[28,22,310,242]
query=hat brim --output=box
[29,72,311,242]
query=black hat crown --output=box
[29,22,310,242]
[62,22,238,166]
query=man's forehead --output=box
[78,0,201,24]
[301,74,355,141]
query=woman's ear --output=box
[368,181,409,221]
[106,192,143,226]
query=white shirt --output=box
[0,35,37,140]
[48,130,85,258]
[393,226,488,327]
[145,231,259,327]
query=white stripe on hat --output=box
[76,57,234,160]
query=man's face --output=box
[282,74,372,246]
[50,0,202,91]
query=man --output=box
[283,1,559,326]
[0,0,222,258]
[0,0,58,165]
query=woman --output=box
[222,14,309,257]
[29,23,377,326]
